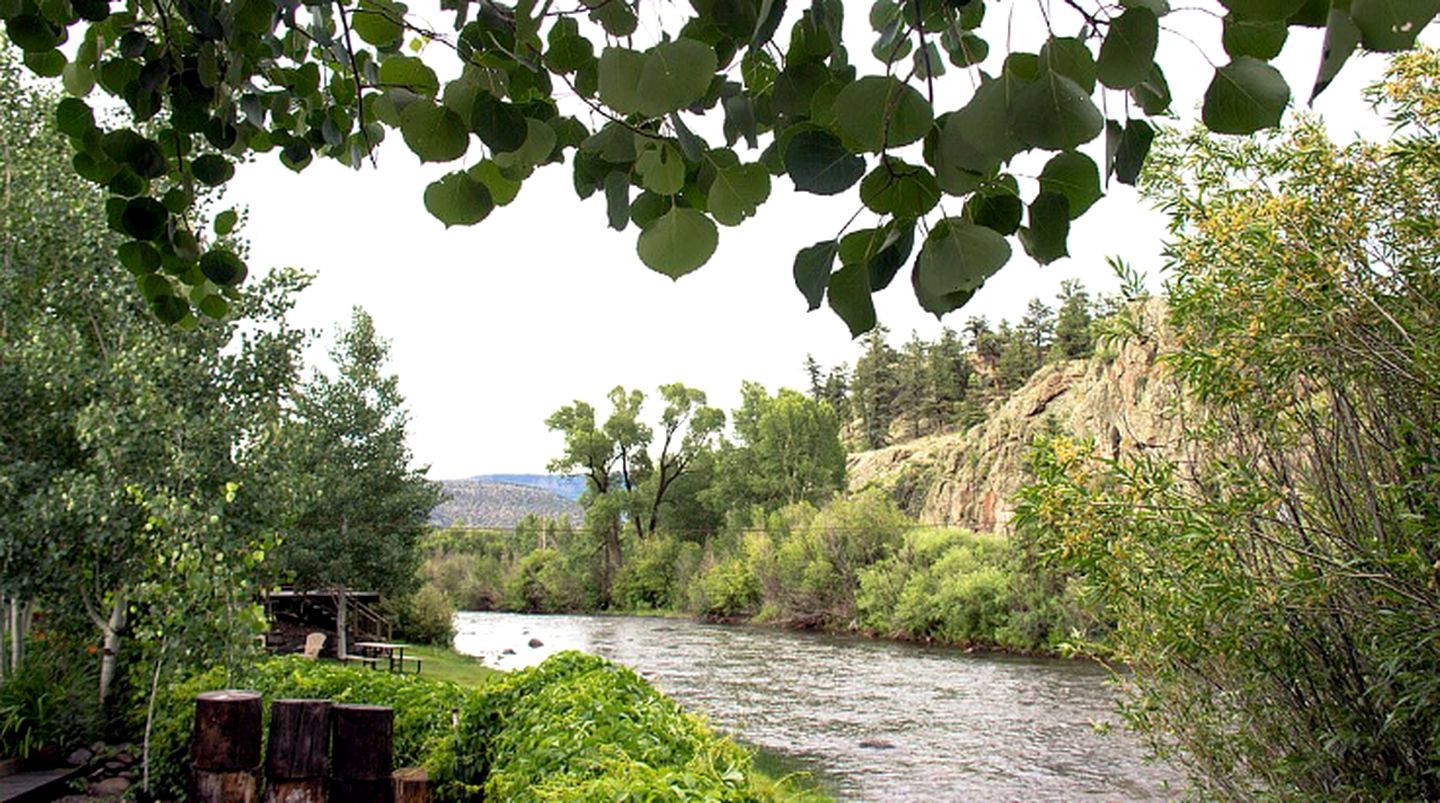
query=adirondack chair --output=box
[301,632,326,660]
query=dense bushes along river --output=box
[402,491,1096,656]
[150,653,812,801]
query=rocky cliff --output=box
[847,300,1186,533]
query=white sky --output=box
[223,6,1409,478]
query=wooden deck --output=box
[0,766,85,803]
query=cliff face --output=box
[847,301,1185,533]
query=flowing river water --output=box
[453,611,1180,801]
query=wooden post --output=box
[393,768,430,803]
[189,690,262,803]
[329,704,394,803]
[264,699,332,803]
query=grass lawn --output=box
[401,644,502,687]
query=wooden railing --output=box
[349,596,392,643]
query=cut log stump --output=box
[394,767,430,803]
[264,779,326,803]
[328,778,393,803]
[267,699,332,779]
[191,690,263,770]
[330,704,394,781]
[189,690,262,803]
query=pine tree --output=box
[1020,298,1057,368]
[851,327,899,449]
[1052,280,1095,360]
[895,332,929,439]
[927,328,972,432]
[803,355,824,402]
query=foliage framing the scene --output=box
[9,0,1435,333]
[1015,50,1440,799]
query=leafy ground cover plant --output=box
[148,652,796,801]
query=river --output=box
[453,611,1179,801]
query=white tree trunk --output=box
[8,597,22,672]
[98,593,127,705]
[141,642,166,794]
[335,589,348,659]
[2,597,12,679]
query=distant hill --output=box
[470,474,587,501]
[431,480,583,529]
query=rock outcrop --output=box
[847,300,1186,533]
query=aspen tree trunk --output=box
[98,592,127,705]
[7,598,16,674]
[2,597,13,679]
[336,515,349,658]
[335,589,348,659]
[15,599,30,669]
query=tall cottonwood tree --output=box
[705,382,846,512]
[547,383,722,601]
[7,0,1429,334]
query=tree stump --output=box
[265,780,327,803]
[189,690,263,803]
[393,767,430,803]
[264,699,332,803]
[329,779,394,803]
[329,704,394,803]
[192,768,260,802]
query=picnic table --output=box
[350,641,422,674]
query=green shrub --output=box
[749,492,908,628]
[502,549,586,612]
[856,528,1085,651]
[612,536,681,610]
[392,585,457,646]
[477,652,762,802]
[688,558,762,619]
[0,639,101,758]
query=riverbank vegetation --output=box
[1017,52,1440,799]
[416,492,1094,654]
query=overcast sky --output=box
[223,7,1407,478]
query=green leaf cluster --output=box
[10,0,1434,335]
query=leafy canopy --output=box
[14,0,1435,334]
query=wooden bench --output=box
[395,656,423,675]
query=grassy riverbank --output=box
[399,644,502,686]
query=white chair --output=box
[301,632,326,660]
